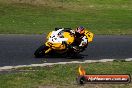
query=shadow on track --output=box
[34,53,85,59]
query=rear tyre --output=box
[34,45,49,58]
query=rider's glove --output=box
[70,30,75,34]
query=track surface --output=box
[0,34,132,67]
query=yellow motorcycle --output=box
[34,28,94,58]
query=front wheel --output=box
[34,45,49,58]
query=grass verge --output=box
[0,61,132,88]
[0,0,132,34]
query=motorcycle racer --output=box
[55,26,93,52]
[61,26,90,51]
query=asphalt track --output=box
[0,34,132,67]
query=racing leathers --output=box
[62,28,88,52]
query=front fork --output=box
[45,42,52,54]
[45,48,52,54]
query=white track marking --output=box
[0,58,132,71]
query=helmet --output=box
[76,26,85,34]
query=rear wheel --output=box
[34,45,49,58]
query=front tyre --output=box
[34,45,49,58]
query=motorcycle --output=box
[34,28,94,58]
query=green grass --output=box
[0,0,132,34]
[0,61,132,88]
